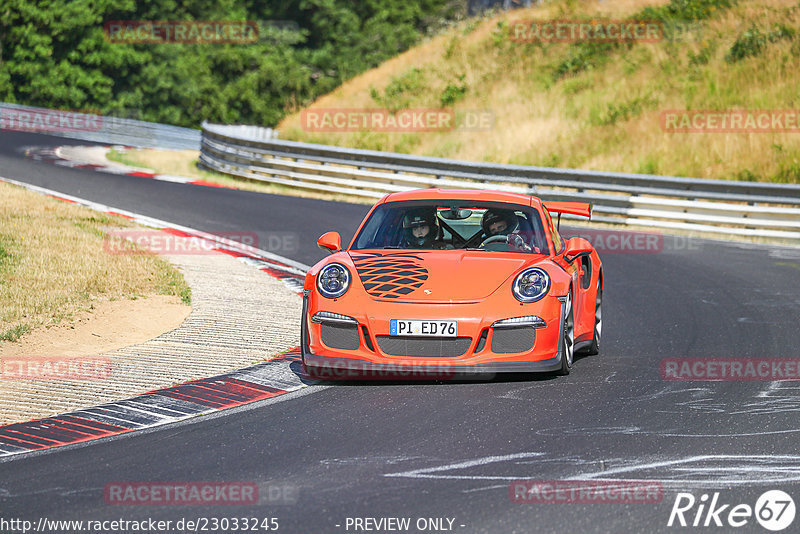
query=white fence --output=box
[200,122,800,241]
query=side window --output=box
[544,209,563,254]
[354,207,388,248]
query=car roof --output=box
[381,189,541,208]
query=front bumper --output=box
[301,291,566,376]
[302,353,563,378]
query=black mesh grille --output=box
[491,327,535,354]
[376,336,472,358]
[321,323,360,350]
[351,253,428,299]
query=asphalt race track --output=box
[0,131,369,267]
[2,130,800,533]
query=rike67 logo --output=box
[668,490,795,531]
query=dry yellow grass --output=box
[277,0,800,183]
[0,181,191,343]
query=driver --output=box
[402,209,444,249]
[481,209,518,237]
[480,209,534,252]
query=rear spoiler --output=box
[542,201,592,230]
[543,201,592,218]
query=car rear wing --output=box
[542,201,592,230]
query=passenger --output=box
[402,210,444,249]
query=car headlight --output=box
[512,267,550,303]
[317,263,351,299]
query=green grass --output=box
[106,149,147,168]
[1,324,29,342]
[0,237,18,274]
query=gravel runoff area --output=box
[0,242,303,425]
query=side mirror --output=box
[317,231,342,254]
[563,237,592,263]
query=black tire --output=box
[557,290,575,376]
[300,298,315,377]
[586,278,602,356]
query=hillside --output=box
[277,0,800,184]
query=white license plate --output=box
[390,319,457,337]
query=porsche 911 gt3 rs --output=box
[301,189,602,378]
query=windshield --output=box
[352,201,549,254]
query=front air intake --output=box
[376,336,472,358]
[320,323,360,350]
[491,327,535,354]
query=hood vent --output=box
[351,252,429,299]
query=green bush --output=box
[688,43,715,65]
[590,94,657,126]
[726,25,767,62]
[370,67,427,111]
[552,42,618,81]
[735,169,759,182]
[726,23,794,62]
[439,74,467,107]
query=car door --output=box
[543,208,586,335]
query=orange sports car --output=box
[301,189,602,379]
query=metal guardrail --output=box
[200,122,800,240]
[0,102,201,150]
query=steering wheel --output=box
[478,235,508,248]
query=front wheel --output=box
[300,299,316,377]
[557,290,574,375]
